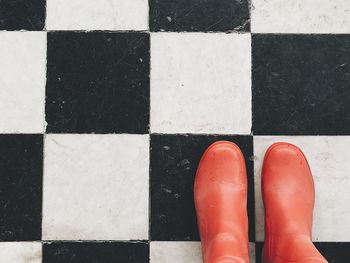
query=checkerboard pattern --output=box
[1,0,350,262]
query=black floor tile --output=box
[252,34,350,135]
[46,32,150,134]
[0,134,43,241]
[150,134,255,241]
[315,242,350,263]
[149,0,250,32]
[43,242,149,263]
[255,242,350,263]
[255,242,263,263]
[0,0,46,30]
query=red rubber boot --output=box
[194,141,250,263]
[262,142,328,263]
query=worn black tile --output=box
[46,32,150,134]
[0,0,45,30]
[252,34,350,135]
[255,242,350,263]
[150,134,255,241]
[43,242,149,263]
[149,0,250,32]
[0,134,43,241]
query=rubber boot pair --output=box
[194,141,328,263]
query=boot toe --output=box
[195,141,246,187]
[262,142,313,192]
[263,142,309,170]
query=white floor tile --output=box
[43,134,149,240]
[150,242,202,263]
[151,33,251,135]
[254,136,350,241]
[251,0,350,33]
[150,242,255,263]
[46,0,149,30]
[249,243,256,263]
[0,32,46,133]
[0,242,41,263]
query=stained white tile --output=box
[251,0,350,33]
[0,32,46,133]
[254,136,350,241]
[46,0,149,30]
[151,33,251,135]
[150,242,255,263]
[0,242,41,263]
[43,134,149,240]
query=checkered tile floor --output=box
[0,0,350,262]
